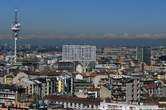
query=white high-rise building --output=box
[62,45,96,72]
[62,45,96,62]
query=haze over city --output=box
[0,0,166,110]
[0,0,166,39]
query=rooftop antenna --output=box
[11,9,21,63]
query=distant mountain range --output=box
[0,33,166,40]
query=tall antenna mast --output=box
[11,9,21,63]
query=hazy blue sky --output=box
[0,0,166,38]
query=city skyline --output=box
[0,1,166,109]
[0,0,166,39]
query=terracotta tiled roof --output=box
[45,95,101,105]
